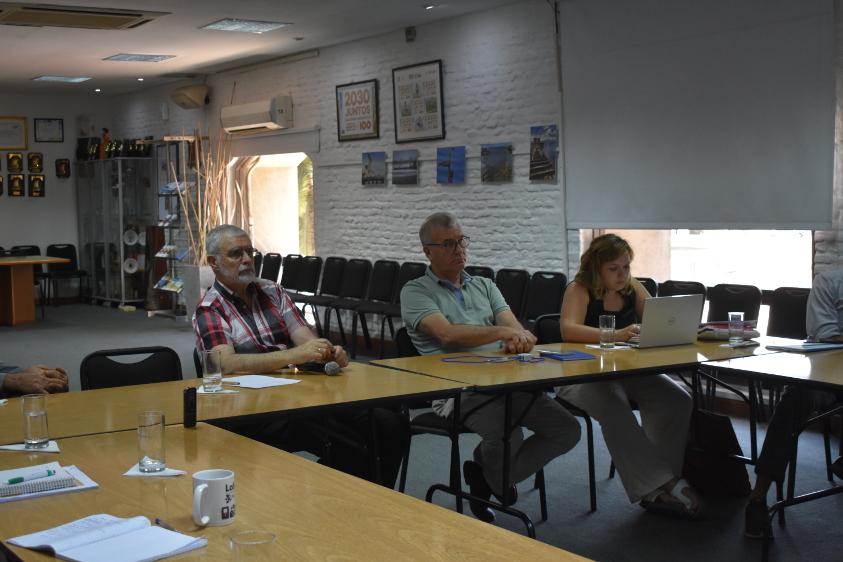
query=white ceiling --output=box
[0,0,514,95]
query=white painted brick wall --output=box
[109,0,569,275]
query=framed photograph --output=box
[481,143,514,183]
[33,118,64,143]
[361,151,386,185]
[8,174,24,197]
[392,60,445,143]
[0,116,27,150]
[28,152,43,173]
[336,79,379,141]
[55,158,71,178]
[437,146,466,184]
[529,125,558,181]
[7,152,22,174]
[28,174,45,197]
[392,149,419,185]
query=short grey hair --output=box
[206,224,249,257]
[419,212,459,245]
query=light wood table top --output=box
[0,424,584,561]
[0,256,69,266]
[372,337,800,390]
[707,349,843,390]
[0,362,465,445]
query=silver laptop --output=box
[627,294,704,348]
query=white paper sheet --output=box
[222,374,301,389]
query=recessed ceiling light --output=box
[32,75,91,83]
[137,77,144,81]
[104,53,176,62]
[200,18,291,33]
[425,4,438,9]
[94,88,101,92]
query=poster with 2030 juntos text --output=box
[392,60,444,143]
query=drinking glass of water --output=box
[21,394,49,449]
[728,311,745,346]
[202,349,223,393]
[599,315,616,349]
[138,411,166,472]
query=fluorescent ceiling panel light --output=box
[32,75,91,83]
[104,53,175,62]
[201,18,290,33]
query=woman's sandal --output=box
[640,479,701,519]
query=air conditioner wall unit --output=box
[221,95,293,134]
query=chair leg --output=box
[350,313,359,359]
[359,312,371,351]
[398,432,412,493]
[534,468,548,521]
[378,316,388,359]
[609,460,615,479]
[333,308,347,346]
[584,415,597,512]
[823,418,833,482]
[449,433,463,514]
[775,480,785,524]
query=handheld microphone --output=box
[297,361,342,375]
[324,361,341,376]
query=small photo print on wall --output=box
[362,151,387,185]
[392,149,419,185]
[7,153,22,174]
[28,152,43,173]
[28,174,45,197]
[480,143,513,183]
[55,159,70,178]
[529,125,558,181]
[8,174,24,196]
[436,146,466,184]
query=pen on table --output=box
[7,469,55,485]
[222,381,240,386]
[154,518,176,532]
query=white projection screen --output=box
[560,0,834,229]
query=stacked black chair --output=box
[80,346,182,390]
[494,268,529,320]
[253,250,263,278]
[522,271,567,332]
[10,245,46,319]
[707,283,762,322]
[260,252,284,283]
[465,265,494,280]
[368,261,427,358]
[349,260,399,358]
[636,277,658,297]
[325,259,372,347]
[533,313,597,511]
[288,255,323,303]
[658,279,707,298]
[44,243,88,305]
[767,287,810,340]
[297,257,347,336]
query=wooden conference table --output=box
[0,255,68,326]
[0,362,466,445]
[0,424,582,561]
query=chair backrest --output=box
[11,245,42,279]
[495,268,529,319]
[465,265,495,280]
[534,313,562,344]
[366,260,399,303]
[395,327,421,357]
[253,251,263,278]
[277,253,301,287]
[658,279,707,298]
[260,252,284,282]
[80,346,182,390]
[522,271,566,322]
[766,286,810,339]
[393,261,428,303]
[318,257,347,296]
[636,277,658,297]
[295,255,323,293]
[339,258,372,299]
[46,243,79,272]
[707,283,762,321]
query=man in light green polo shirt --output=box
[401,211,580,523]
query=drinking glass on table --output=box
[599,314,615,349]
[728,311,745,346]
[21,394,49,449]
[138,411,166,472]
[230,530,276,561]
[202,349,223,393]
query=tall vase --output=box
[181,264,215,320]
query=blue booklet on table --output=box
[765,342,843,353]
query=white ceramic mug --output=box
[192,469,235,526]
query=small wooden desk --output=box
[0,363,465,445]
[0,256,68,326]
[0,424,583,561]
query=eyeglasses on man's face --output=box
[224,246,257,260]
[425,236,471,251]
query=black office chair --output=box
[289,255,323,304]
[260,252,284,283]
[522,271,566,332]
[80,346,183,390]
[44,243,88,305]
[658,279,706,298]
[349,259,399,358]
[495,268,529,320]
[297,256,347,336]
[636,277,658,297]
[325,258,372,347]
[10,245,46,319]
[533,313,597,511]
[253,251,263,279]
[465,265,494,280]
[767,287,810,340]
[707,283,762,322]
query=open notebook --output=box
[0,462,97,503]
[8,514,207,562]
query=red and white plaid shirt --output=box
[193,279,309,353]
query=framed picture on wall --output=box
[28,152,43,173]
[33,118,64,143]
[392,60,445,143]
[28,174,45,197]
[55,158,71,178]
[7,152,23,173]
[336,79,379,141]
[8,174,24,196]
[0,117,27,150]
